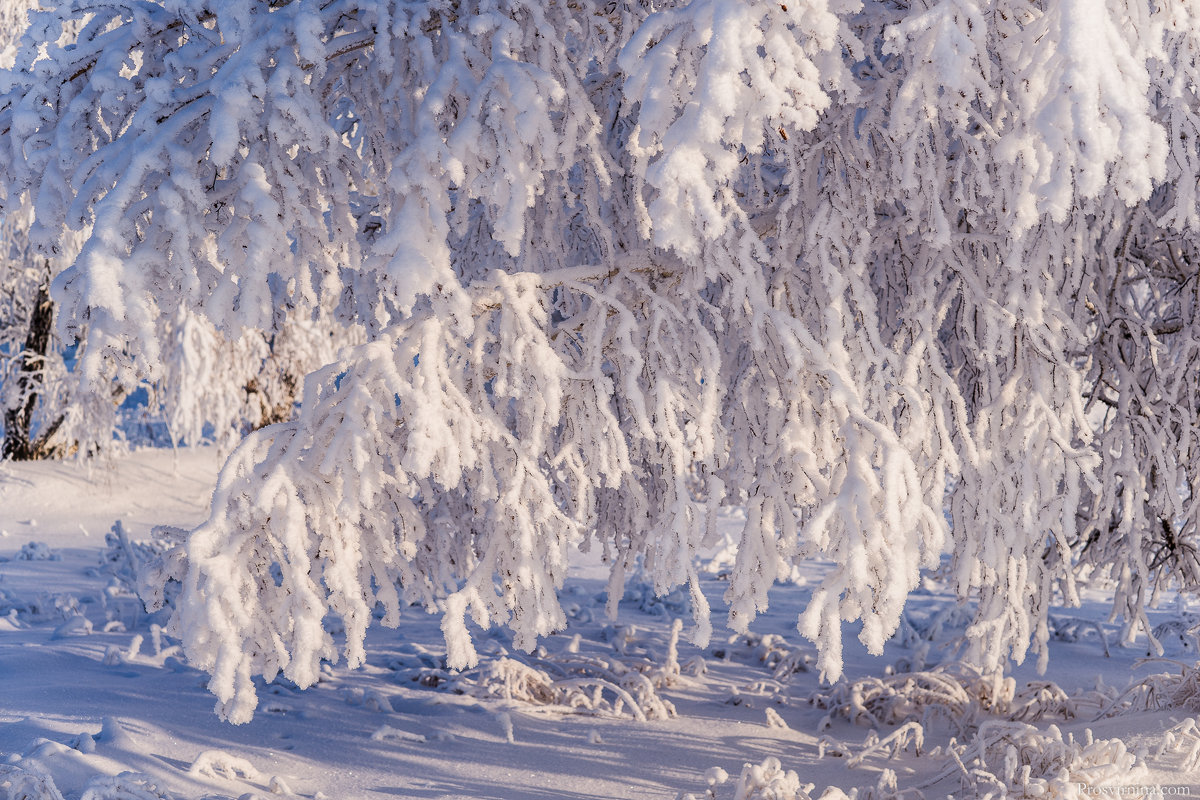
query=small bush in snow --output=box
[447,653,677,721]
[188,750,262,783]
[0,762,66,800]
[1101,659,1200,715]
[103,523,187,616]
[810,662,1112,737]
[0,764,177,800]
[709,632,813,682]
[676,757,852,800]
[927,722,1145,799]
[731,758,812,800]
[16,541,59,561]
[621,571,692,619]
[79,773,177,800]
[810,663,1014,735]
[404,620,685,721]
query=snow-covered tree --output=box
[0,0,65,459]
[4,0,1200,722]
[0,0,345,457]
[158,305,361,450]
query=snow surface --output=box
[2,448,1199,799]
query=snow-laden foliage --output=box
[7,0,1200,720]
[684,722,1156,800]
[810,662,1115,739]
[1100,658,1200,716]
[158,306,359,449]
[445,653,677,719]
[925,722,1147,800]
[392,617,683,720]
[0,763,178,800]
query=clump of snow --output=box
[621,572,692,618]
[16,541,59,561]
[79,772,177,799]
[1,761,176,800]
[764,707,789,730]
[188,750,262,783]
[51,615,93,639]
[495,710,515,744]
[1152,718,1200,771]
[692,757,837,800]
[0,762,66,800]
[340,687,394,713]
[266,774,293,795]
[707,631,814,683]
[369,726,426,744]
[1148,619,1200,657]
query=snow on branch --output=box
[6,0,1200,721]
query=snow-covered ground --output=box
[2,448,1199,799]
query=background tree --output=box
[0,0,348,457]
[0,0,67,459]
[3,0,1200,723]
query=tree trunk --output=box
[3,263,59,460]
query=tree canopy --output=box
[3,0,1200,722]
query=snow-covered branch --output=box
[7,0,1200,720]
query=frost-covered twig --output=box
[846,721,924,768]
[1099,658,1200,716]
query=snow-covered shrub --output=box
[622,577,693,619]
[806,720,1150,799]
[930,722,1146,800]
[1152,718,1200,771]
[844,722,925,769]
[729,758,812,800]
[1148,619,1200,656]
[101,523,158,589]
[709,632,814,683]
[1100,659,1200,715]
[444,649,678,721]
[135,528,188,618]
[102,524,187,617]
[15,541,59,561]
[748,634,813,683]
[0,586,57,624]
[188,750,262,783]
[403,621,684,720]
[456,658,561,706]
[811,664,1013,735]
[0,761,177,800]
[452,656,675,721]
[810,662,1110,737]
[890,606,974,656]
[677,757,858,800]
[1048,616,1112,658]
[78,773,176,800]
[0,762,66,800]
